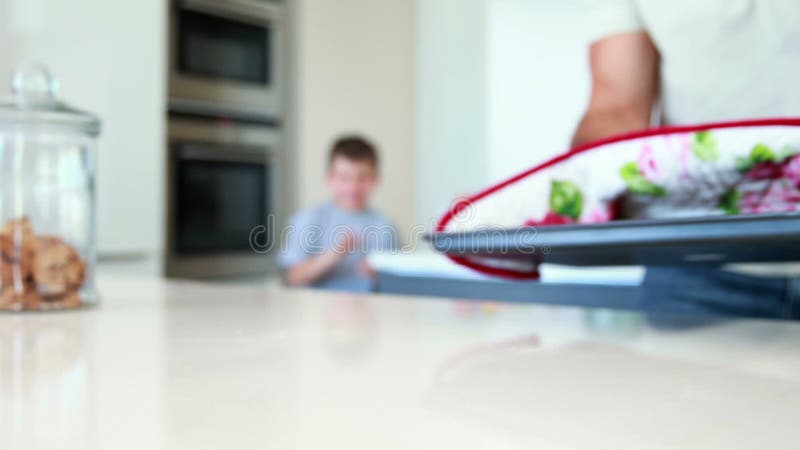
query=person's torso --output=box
[634,0,800,125]
[305,203,396,291]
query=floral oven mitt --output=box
[436,119,800,279]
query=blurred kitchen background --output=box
[0,0,593,281]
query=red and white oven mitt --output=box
[436,118,800,279]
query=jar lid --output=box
[0,63,101,136]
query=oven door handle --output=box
[177,144,270,164]
[178,0,282,22]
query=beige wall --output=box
[292,0,415,235]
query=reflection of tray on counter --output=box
[427,212,800,267]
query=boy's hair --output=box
[329,136,379,169]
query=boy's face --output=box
[327,157,378,211]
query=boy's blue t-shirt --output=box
[279,202,398,292]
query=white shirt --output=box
[590,0,800,125]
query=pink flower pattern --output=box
[524,212,574,227]
[678,134,692,179]
[745,162,784,180]
[739,180,800,214]
[582,206,613,224]
[784,155,800,187]
[636,144,661,183]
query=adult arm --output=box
[571,31,660,148]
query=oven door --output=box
[166,117,279,278]
[169,0,284,118]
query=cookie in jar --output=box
[0,218,87,310]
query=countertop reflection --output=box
[1,275,799,450]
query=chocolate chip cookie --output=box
[33,235,86,297]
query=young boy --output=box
[280,136,398,292]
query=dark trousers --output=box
[638,267,800,320]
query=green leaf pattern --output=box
[620,162,666,197]
[719,190,741,215]
[692,131,719,162]
[735,143,797,172]
[549,180,584,220]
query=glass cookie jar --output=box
[0,63,101,311]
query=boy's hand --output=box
[285,231,358,287]
[357,259,377,279]
[333,231,359,255]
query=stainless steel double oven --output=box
[166,0,284,278]
[169,0,284,117]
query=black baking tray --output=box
[427,212,800,266]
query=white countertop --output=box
[2,275,800,450]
